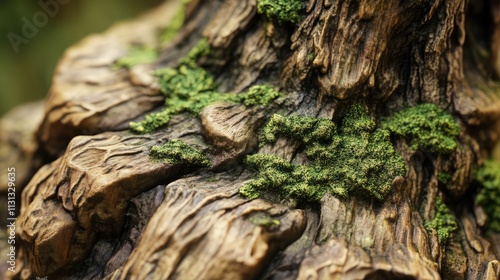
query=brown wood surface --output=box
[2,0,500,279]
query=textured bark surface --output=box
[3,0,500,279]
[36,1,181,158]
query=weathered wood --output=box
[36,1,181,157]
[4,0,500,279]
[0,101,44,193]
[107,174,305,279]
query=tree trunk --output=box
[2,0,500,279]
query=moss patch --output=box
[115,45,158,69]
[257,0,304,24]
[178,38,210,67]
[130,39,280,134]
[425,197,458,244]
[240,104,407,202]
[150,139,210,167]
[381,104,460,154]
[261,114,336,144]
[474,160,500,232]
[241,85,281,107]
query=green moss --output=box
[257,0,304,24]
[130,109,172,134]
[130,40,229,133]
[240,104,406,202]
[240,154,330,202]
[115,45,157,69]
[381,104,460,154]
[425,197,458,244]
[130,39,280,134]
[474,160,500,232]
[261,114,336,144]
[179,38,211,67]
[160,0,193,45]
[150,139,210,167]
[240,85,280,107]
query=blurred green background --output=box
[0,0,163,117]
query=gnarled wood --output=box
[36,1,181,157]
[4,0,500,279]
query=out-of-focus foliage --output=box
[0,0,162,116]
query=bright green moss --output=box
[474,160,500,232]
[130,64,235,133]
[240,104,407,202]
[130,40,280,134]
[425,197,458,244]
[130,109,172,134]
[240,85,280,107]
[257,0,304,24]
[381,104,460,154]
[115,45,158,69]
[150,139,210,167]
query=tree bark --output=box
[2,0,500,279]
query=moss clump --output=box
[178,38,211,67]
[257,0,304,24]
[130,39,280,134]
[160,0,192,45]
[381,104,460,154]
[240,85,280,107]
[425,197,458,244]
[240,154,331,201]
[115,45,157,69]
[474,160,500,232]
[261,114,336,144]
[150,139,210,167]
[240,104,407,202]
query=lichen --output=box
[257,0,305,24]
[115,45,158,69]
[150,139,210,167]
[381,104,461,154]
[240,104,407,202]
[160,0,193,45]
[424,197,458,244]
[474,160,500,232]
[130,39,280,134]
